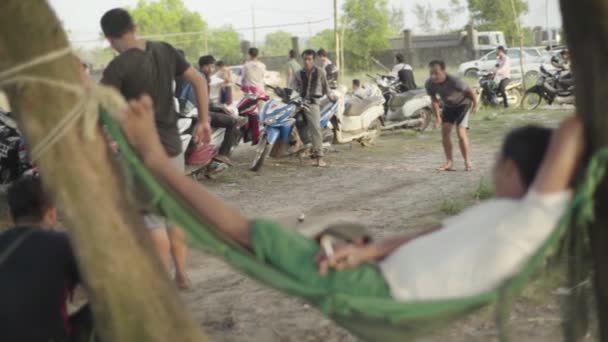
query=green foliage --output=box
[439,199,466,216]
[208,26,242,65]
[343,0,391,70]
[435,9,450,33]
[308,29,335,51]
[413,2,435,34]
[263,31,292,56]
[130,0,207,60]
[467,0,529,46]
[389,6,405,35]
[473,177,495,201]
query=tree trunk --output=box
[0,2,207,341]
[560,0,608,340]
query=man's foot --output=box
[465,162,474,172]
[213,155,233,166]
[175,274,192,291]
[436,162,455,172]
[313,158,327,167]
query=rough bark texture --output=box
[0,2,207,341]
[560,0,608,340]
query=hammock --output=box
[101,111,604,342]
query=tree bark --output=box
[0,2,207,341]
[560,0,608,340]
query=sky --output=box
[48,0,563,48]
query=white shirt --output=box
[391,63,413,77]
[243,60,267,89]
[495,55,511,82]
[379,190,571,301]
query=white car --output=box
[458,48,549,80]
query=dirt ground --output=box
[179,107,591,341]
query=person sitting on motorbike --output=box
[317,48,339,89]
[391,53,417,92]
[295,49,332,167]
[179,55,238,166]
[494,46,511,108]
[551,49,574,91]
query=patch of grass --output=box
[473,177,495,201]
[439,199,467,216]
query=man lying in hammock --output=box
[120,96,584,301]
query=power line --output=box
[70,18,330,44]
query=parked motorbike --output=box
[336,87,385,146]
[369,74,433,131]
[0,110,35,188]
[236,91,269,145]
[176,100,229,179]
[476,72,523,108]
[521,65,575,110]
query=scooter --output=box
[476,72,523,108]
[335,87,385,146]
[521,65,575,110]
[369,75,433,131]
[236,91,269,145]
[176,99,229,179]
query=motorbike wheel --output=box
[508,88,522,108]
[250,136,272,172]
[359,118,382,147]
[521,90,543,110]
[415,108,435,132]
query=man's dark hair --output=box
[395,53,404,63]
[302,49,316,59]
[501,125,553,188]
[176,49,185,58]
[216,60,225,68]
[497,45,506,52]
[8,176,53,223]
[428,60,446,70]
[352,79,361,87]
[100,8,135,39]
[289,49,297,59]
[248,47,259,58]
[198,55,216,68]
[317,48,328,58]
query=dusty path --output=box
[179,109,589,341]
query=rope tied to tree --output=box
[0,47,127,161]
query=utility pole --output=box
[251,2,257,47]
[334,0,340,72]
[546,0,552,48]
[308,20,312,40]
[510,0,527,91]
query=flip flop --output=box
[465,166,474,172]
[436,165,455,172]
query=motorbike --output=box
[236,90,269,145]
[336,87,385,146]
[476,72,523,108]
[521,65,575,110]
[176,99,229,179]
[250,86,336,172]
[369,74,433,131]
[0,110,35,188]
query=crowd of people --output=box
[0,6,582,342]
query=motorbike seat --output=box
[344,95,384,116]
[388,89,426,109]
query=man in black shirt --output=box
[0,176,80,341]
[100,8,204,289]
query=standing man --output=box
[425,60,478,172]
[495,46,511,108]
[316,48,338,88]
[100,8,210,289]
[286,49,302,89]
[242,47,267,95]
[295,49,330,167]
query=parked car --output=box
[458,48,549,80]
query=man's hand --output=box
[120,95,167,166]
[315,243,376,276]
[434,115,442,129]
[470,103,479,115]
[194,121,212,145]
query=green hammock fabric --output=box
[101,111,606,341]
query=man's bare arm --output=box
[464,87,478,113]
[182,67,211,143]
[431,97,441,123]
[532,116,585,194]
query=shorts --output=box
[143,152,184,230]
[251,219,392,298]
[442,104,471,128]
